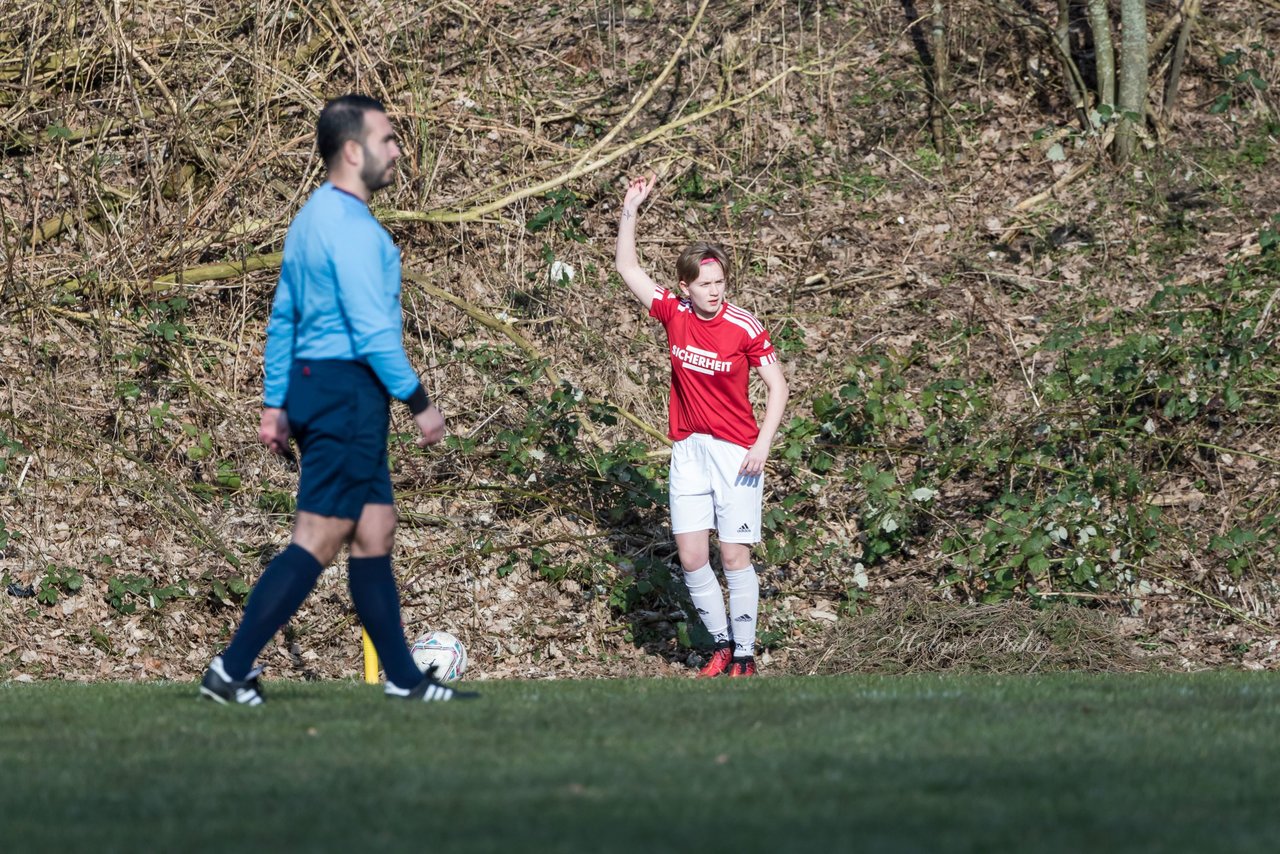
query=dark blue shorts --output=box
[286,359,393,520]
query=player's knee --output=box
[350,504,396,553]
[352,527,395,556]
[293,540,342,567]
[721,544,754,570]
[292,515,351,565]
[676,543,710,570]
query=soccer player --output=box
[200,94,473,704]
[614,174,789,677]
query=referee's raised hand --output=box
[414,403,445,446]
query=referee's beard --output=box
[359,146,397,194]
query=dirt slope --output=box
[1,1,1277,681]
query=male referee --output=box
[200,94,472,704]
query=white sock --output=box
[726,565,759,657]
[683,563,729,645]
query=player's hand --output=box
[259,407,291,455]
[739,442,769,477]
[414,404,446,446]
[621,173,657,218]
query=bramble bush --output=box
[764,251,1280,603]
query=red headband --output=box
[700,257,719,265]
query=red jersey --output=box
[648,285,778,448]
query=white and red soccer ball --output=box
[410,630,467,683]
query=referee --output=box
[200,94,471,704]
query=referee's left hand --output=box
[740,443,768,477]
[414,404,446,446]
[259,407,291,455]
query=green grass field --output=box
[2,673,1277,852]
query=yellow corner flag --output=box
[362,628,380,684]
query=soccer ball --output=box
[410,630,467,683]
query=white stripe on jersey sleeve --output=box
[723,304,765,336]
[723,311,764,339]
[758,352,779,366]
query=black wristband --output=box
[406,384,431,415]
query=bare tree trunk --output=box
[1054,0,1090,127]
[1085,0,1116,110]
[1115,0,1148,162]
[931,0,948,155]
[1163,0,1201,121]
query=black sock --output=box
[222,544,323,680]
[348,554,420,689]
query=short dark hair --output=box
[316,94,386,169]
[676,241,731,287]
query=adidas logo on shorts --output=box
[737,523,750,533]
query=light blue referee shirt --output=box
[262,183,422,409]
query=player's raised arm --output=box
[614,174,659,310]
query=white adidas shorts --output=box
[669,432,763,544]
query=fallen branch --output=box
[150,251,284,287]
[995,157,1097,246]
[583,396,671,447]
[567,0,712,173]
[50,250,284,297]
[0,45,105,84]
[1012,158,1095,213]
[43,304,238,350]
[378,55,840,225]
[3,97,243,156]
[402,269,566,386]
[27,184,136,247]
[28,206,106,247]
